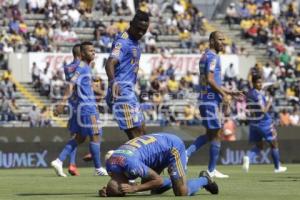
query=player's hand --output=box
[121,183,138,193]
[112,81,120,100]
[231,90,245,101]
[223,94,231,106]
[98,186,107,197]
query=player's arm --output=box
[207,72,230,104]
[121,168,164,193]
[105,41,125,98]
[54,81,75,116]
[262,96,273,113]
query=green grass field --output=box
[0,165,300,200]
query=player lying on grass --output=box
[99,133,218,197]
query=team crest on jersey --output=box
[112,42,122,57]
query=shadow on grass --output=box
[16,192,92,196]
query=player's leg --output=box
[83,114,107,175]
[51,133,85,177]
[264,125,287,172]
[185,104,211,158]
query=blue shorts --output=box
[199,101,222,129]
[167,137,187,180]
[69,113,102,137]
[112,102,144,130]
[249,123,276,143]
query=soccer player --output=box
[242,76,287,173]
[105,10,149,140]
[61,44,81,176]
[51,42,107,176]
[186,31,243,178]
[99,133,219,197]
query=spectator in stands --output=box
[183,71,194,88]
[95,0,113,15]
[39,105,52,127]
[167,74,179,99]
[183,104,199,126]
[0,96,11,121]
[28,105,40,127]
[115,18,128,33]
[8,98,21,121]
[279,109,291,126]
[224,63,237,83]
[225,3,239,28]
[31,62,40,89]
[0,75,15,99]
[290,106,300,126]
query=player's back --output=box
[117,133,184,169]
[198,49,222,102]
[246,88,272,125]
[110,32,141,99]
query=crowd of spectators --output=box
[0,0,212,54]
[0,69,53,127]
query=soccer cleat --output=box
[207,169,229,178]
[274,166,287,173]
[82,153,93,162]
[51,159,67,177]
[95,167,108,176]
[242,155,250,173]
[199,170,219,194]
[68,164,80,176]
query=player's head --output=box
[252,75,263,90]
[128,10,150,40]
[209,31,225,53]
[80,41,95,64]
[105,176,127,197]
[72,43,81,59]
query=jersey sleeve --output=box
[125,159,150,179]
[206,54,217,74]
[109,39,127,62]
[70,62,85,85]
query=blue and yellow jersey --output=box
[71,61,97,115]
[109,32,141,98]
[106,133,186,179]
[246,88,272,125]
[198,49,222,102]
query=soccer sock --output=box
[151,178,172,194]
[69,147,77,165]
[186,135,208,158]
[58,139,78,162]
[187,177,208,196]
[271,148,280,169]
[248,147,261,163]
[208,141,221,172]
[89,141,101,169]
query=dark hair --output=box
[252,75,262,84]
[209,31,220,42]
[72,44,81,57]
[132,10,149,22]
[80,41,93,51]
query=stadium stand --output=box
[0,0,299,127]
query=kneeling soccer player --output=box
[99,133,219,197]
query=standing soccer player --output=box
[51,42,107,176]
[242,76,287,173]
[186,31,243,178]
[62,44,81,176]
[105,10,149,140]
